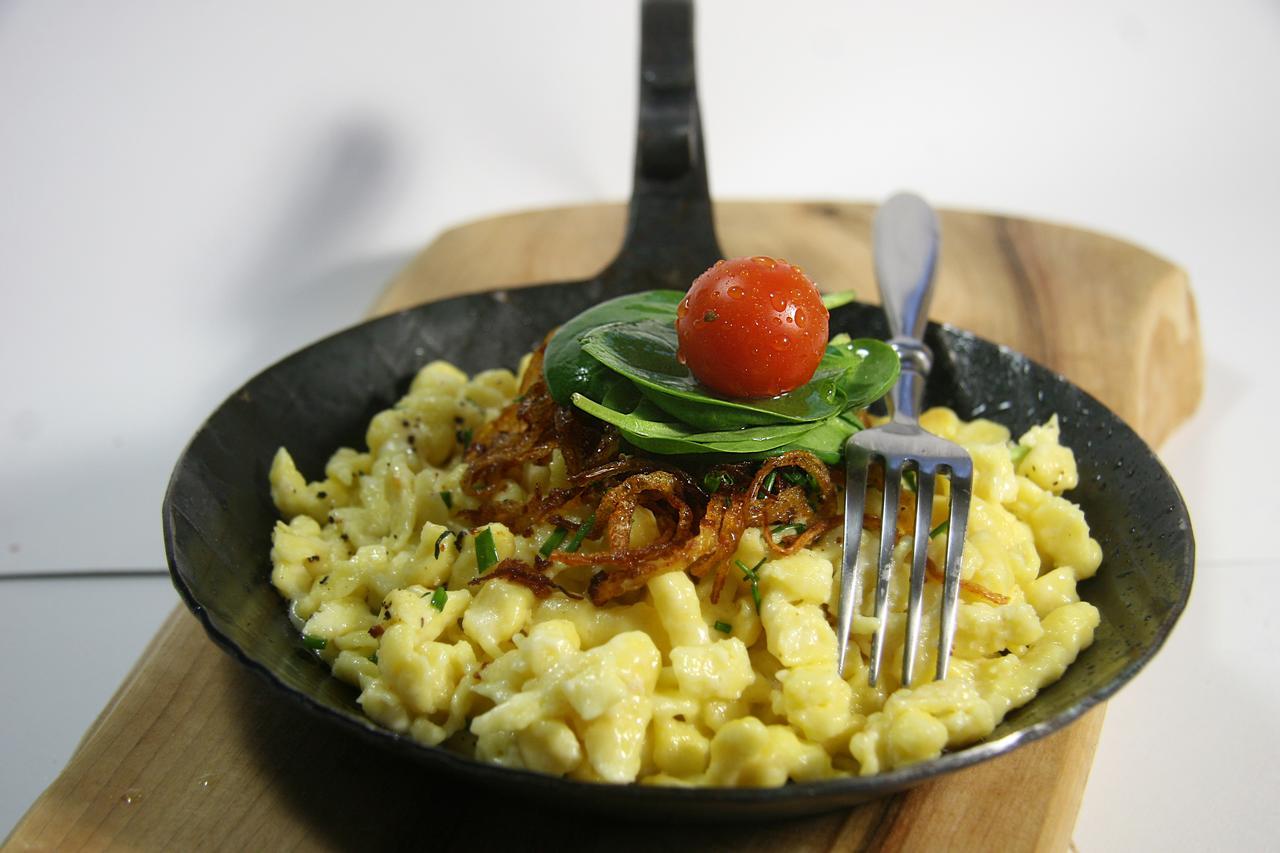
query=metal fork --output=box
[835,193,973,686]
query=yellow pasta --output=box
[269,358,1103,785]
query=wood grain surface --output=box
[6,201,1201,852]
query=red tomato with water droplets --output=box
[675,256,828,398]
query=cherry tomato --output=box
[675,256,828,398]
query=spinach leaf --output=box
[573,395,823,456]
[572,394,862,463]
[545,288,894,462]
[543,290,684,405]
[820,291,857,310]
[742,412,864,463]
[580,320,850,428]
[825,335,901,409]
[579,320,899,430]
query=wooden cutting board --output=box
[6,201,1201,852]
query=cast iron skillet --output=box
[162,0,1193,820]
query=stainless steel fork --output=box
[835,193,973,686]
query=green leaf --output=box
[543,290,685,405]
[430,587,448,611]
[545,288,897,464]
[572,394,862,463]
[820,291,857,310]
[572,394,828,457]
[826,336,901,410]
[302,634,328,651]
[581,320,849,428]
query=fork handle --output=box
[873,192,940,421]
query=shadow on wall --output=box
[225,119,417,376]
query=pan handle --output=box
[601,0,723,293]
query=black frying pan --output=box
[162,0,1193,820]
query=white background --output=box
[2,1,1277,847]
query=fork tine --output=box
[936,466,972,681]
[837,446,871,678]
[901,465,935,686]
[867,457,902,687]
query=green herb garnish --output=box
[440,491,453,509]
[734,556,766,612]
[540,290,899,464]
[543,291,686,406]
[430,587,448,611]
[578,321,897,431]
[903,470,918,493]
[302,634,328,651]
[772,522,807,542]
[713,620,732,634]
[563,513,596,553]
[539,526,568,558]
[368,652,378,665]
[703,471,724,493]
[930,520,949,539]
[759,470,778,496]
[572,394,859,463]
[1010,444,1031,466]
[474,527,497,573]
[456,428,472,448]
[820,291,856,310]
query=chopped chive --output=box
[563,513,596,553]
[539,526,568,558]
[759,470,778,496]
[930,520,950,539]
[782,469,811,487]
[430,587,448,611]
[713,620,732,634]
[903,470,918,493]
[1010,444,1031,466]
[734,556,766,612]
[456,428,473,448]
[302,634,328,651]
[433,530,450,559]
[475,527,498,573]
[771,522,807,542]
[703,471,724,494]
[440,491,453,509]
[368,652,378,664]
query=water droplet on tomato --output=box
[770,292,787,312]
[677,299,688,319]
[728,285,745,300]
[676,347,688,365]
[795,307,807,329]
[751,255,776,268]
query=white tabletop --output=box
[3,1,1278,847]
